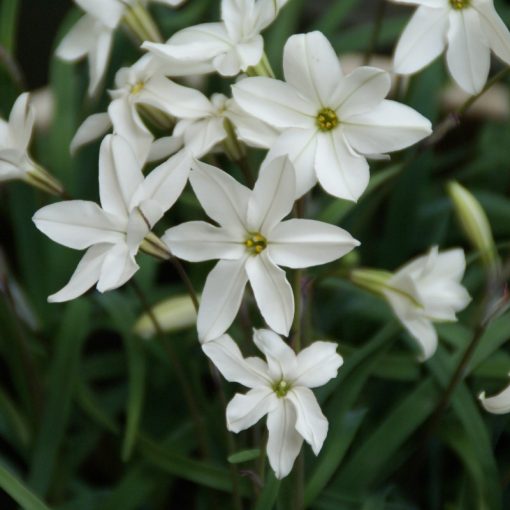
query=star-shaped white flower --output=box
[163,156,359,342]
[57,0,186,96]
[33,135,190,302]
[383,247,471,360]
[203,329,343,479]
[392,0,510,95]
[0,93,63,195]
[143,0,289,76]
[232,31,432,201]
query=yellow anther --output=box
[131,82,145,95]
[245,233,267,255]
[450,0,469,9]
[316,107,339,132]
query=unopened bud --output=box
[350,268,393,297]
[447,181,498,270]
[23,162,64,197]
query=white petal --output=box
[315,130,370,202]
[56,15,95,61]
[182,117,227,158]
[143,23,231,62]
[227,387,278,432]
[70,113,112,154]
[96,243,139,292]
[99,135,144,218]
[88,25,113,96]
[189,160,250,232]
[480,384,510,414]
[213,47,244,76]
[130,149,190,215]
[332,67,391,118]
[9,93,34,151]
[266,400,303,479]
[287,387,328,455]
[232,77,316,129]
[344,100,432,154]
[202,334,271,387]
[267,219,359,269]
[393,6,449,74]
[163,221,244,261]
[246,254,294,337]
[153,80,213,119]
[252,328,297,381]
[475,1,510,64]
[76,0,124,29]
[148,136,184,162]
[33,201,124,250]
[235,38,264,71]
[108,99,153,166]
[283,32,342,107]
[446,9,490,94]
[294,341,343,388]
[393,0,447,5]
[402,316,438,361]
[247,156,295,233]
[197,258,248,342]
[48,244,110,303]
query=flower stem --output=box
[123,1,163,44]
[363,0,386,65]
[130,280,210,458]
[247,53,275,78]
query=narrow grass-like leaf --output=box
[228,449,260,464]
[254,472,281,510]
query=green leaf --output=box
[254,472,281,510]
[0,462,53,510]
[228,449,261,464]
[28,300,91,497]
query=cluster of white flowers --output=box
[3,0,509,479]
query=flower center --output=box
[316,107,339,131]
[449,0,469,9]
[245,233,267,255]
[273,380,291,398]
[131,81,145,95]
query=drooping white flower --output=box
[392,0,510,95]
[232,31,432,201]
[0,93,63,195]
[203,329,343,479]
[143,0,289,77]
[163,156,359,342]
[383,247,471,360]
[33,135,190,302]
[480,381,510,414]
[57,0,186,96]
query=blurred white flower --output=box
[203,329,343,479]
[392,0,510,95]
[33,135,190,302]
[143,0,289,76]
[163,156,359,342]
[384,247,471,360]
[0,93,63,195]
[232,31,432,201]
[480,381,510,414]
[57,0,186,96]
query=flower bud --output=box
[350,268,393,297]
[134,294,197,339]
[23,162,64,197]
[447,181,498,270]
[140,232,171,261]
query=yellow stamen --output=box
[450,0,469,9]
[273,380,291,398]
[245,233,267,255]
[316,107,339,132]
[131,82,145,95]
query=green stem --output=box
[363,0,386,65]
[246,53,275,78]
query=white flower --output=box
[480,381,510,414]
[0,93,63,195]
[203,329,343,479]
[142,0,289,76]
[151,80,279,159]
[163,156,359,342]
[70,54,187,164]
[383,247,471,360]
[57,0,186,96]
[232,31,432,201]
[392,0,510,95]
[32,135,190,302]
